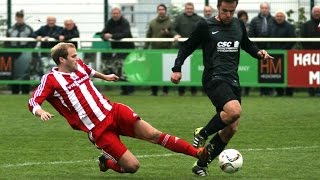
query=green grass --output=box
[0,89,319,179]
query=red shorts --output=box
[92,102,140,161]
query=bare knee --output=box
[222,104,242,124]
[228,109,241,122]
[118,150,140,173]
[123,161,140,173]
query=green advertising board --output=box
[123,49,287,87]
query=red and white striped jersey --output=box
[28,59,113,132]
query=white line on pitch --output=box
[1,145,318,168]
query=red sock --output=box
[106,159,125,173]
[157,133,198,158]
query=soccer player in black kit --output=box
[170,0,274,176]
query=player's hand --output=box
[105,74,119,81]
[258,50,274,60]
[36,109,54,121]
[171,72,182,84]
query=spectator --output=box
[237,10,250,31]
[237,10,251,96]
[270,9,296,96]
[58,19,80,48]
[301,5,320,97]
[173,2,202,96]
[5,10,35,94]
[248,2,274,96]
[203,5,214,19]
[145,4,174,96]
[32,16,63,49]
[101,5,135,95]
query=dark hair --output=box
[237,10,248,19]
[15,10,24,18]
[51,43,75,65]
[217,0,238,7]
[157,4,167,12]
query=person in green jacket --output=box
[145,4,175,96]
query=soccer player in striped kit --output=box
[28,42,209,174]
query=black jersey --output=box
[172,17,260,87]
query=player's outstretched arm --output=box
[35,108,54,121]
[93,71,119,82]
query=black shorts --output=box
[204,80,241,112]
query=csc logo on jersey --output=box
[217,41,240,48]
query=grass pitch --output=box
[0,89,319,179]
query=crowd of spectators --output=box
[4,3,320,96]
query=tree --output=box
[0,15,7,47]
[286,7,307,49]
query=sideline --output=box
[1,145,318,168]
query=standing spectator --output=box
[237,10,250,31]
[101,6,135,95]
[203,5,214,19]
[5,10,35,94]
[248,2,274,96]
[237,10,251,96]
[173,2,202,96]
[32,16,63,49]
[301,5,320,96]
[270,9,296,96]
[58,19,80,48]
[145,4,174,96]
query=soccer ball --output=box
[218,149,243,174]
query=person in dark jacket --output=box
[101,6,135,95]
[170,0,273,176]
[32,16,63,49]
[172,2,202,96]
[248,2,274,96]
[270,9,296,96]
[5,10,35,94]
[301,5,320,96]
[58,19,80,48]
[145,4,175,96]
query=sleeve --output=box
[112,19,132,40]
[77,59,96,77]
[100,25,109,40]
[285,24,296,49]
[144,22,152,49]
[239,20,260,59]
[172,16,180,36]
[248,18,255,37]
[300,23,310,49]
[28,74,55,115]
[27,25,37,48]
[31,26,44,38]
[52,26,63,39]
[171,19,207,72]
[64,27,80,40]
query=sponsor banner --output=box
[258,53,285,83]
[123,50,287,87]
[0,53,13,80]
[288,50,320,87]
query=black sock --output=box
[208,133,227,161]
[199,113,227,139]
[197,133,227,167]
